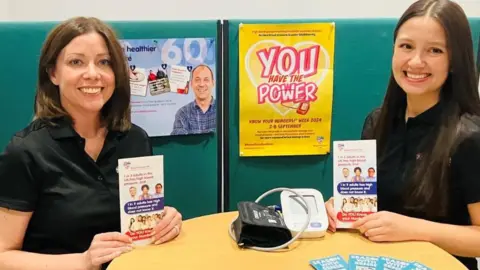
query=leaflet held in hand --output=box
[118,155,165,246]
[333,140,377,228]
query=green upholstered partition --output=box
[0,20,221,220]
[225,18,480,210]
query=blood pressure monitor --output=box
[280,188,328,238]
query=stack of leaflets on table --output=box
[309,254,432,270]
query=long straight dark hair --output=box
[373,0,480,218]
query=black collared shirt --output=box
[0,118,152,260]
[362,103,480,270]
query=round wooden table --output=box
[108,211,466,270]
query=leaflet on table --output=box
[118,155,165,246]
[333,140,377,229]
[309,255,432,270]
[377,257,412,270]
[348,255,379,269]
[404,262,432,270]
[310,254,348,270]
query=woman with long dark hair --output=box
[0,17,183,270]
[326,1,480,269]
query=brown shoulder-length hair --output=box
[373,0,480,218]
[35,16,131,131]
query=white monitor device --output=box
[280,188,328,239]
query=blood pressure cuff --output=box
[232,201,292,248]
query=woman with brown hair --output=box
[0,17,182,270]
[326,0,480,269]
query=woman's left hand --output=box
[352,211,424,242]
[150,206,183,245]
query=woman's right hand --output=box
[325,197,337,232]
[83,232,134,270]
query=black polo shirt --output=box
[362,102,480,270]
[0,117,152,263]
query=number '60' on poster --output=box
[238,23,336,157]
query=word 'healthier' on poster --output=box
[120,38,217,137]
[238,22,336,156]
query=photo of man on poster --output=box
[171,64,216,135]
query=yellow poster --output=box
[239,22,336,157]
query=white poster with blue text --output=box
[120,38,217,137]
